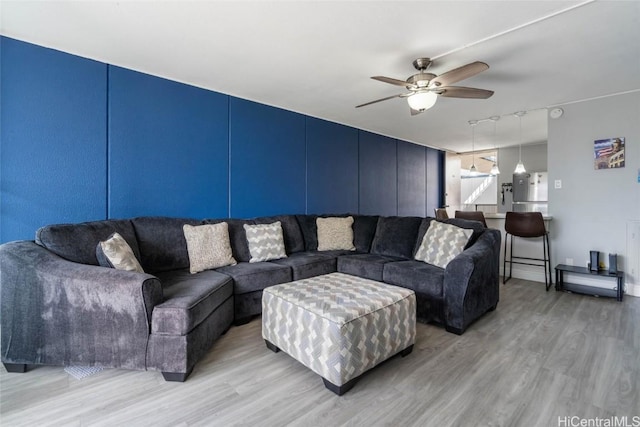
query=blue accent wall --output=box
[0,38,107,242]
[108,66,229,219]
[306,118,359,214]
[0,36,445,242]
[397,141,426,216]
[426,147,443,215]
[359,132,398,216]
[229,99,306,218]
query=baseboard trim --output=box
[500,267,549,284]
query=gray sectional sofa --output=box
[0,214,500,382]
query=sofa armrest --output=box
[0,241,162,370]
[442,229,501,334]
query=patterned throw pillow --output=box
[244,221,287,262]
[183,223,237,274]
[96,232,145,273]
[414,221,473,269]
[316,216,356,251]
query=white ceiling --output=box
[2,1,639,153]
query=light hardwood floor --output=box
[1,278,638,427]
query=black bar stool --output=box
[434,208,449,220]
[454,210,487,227]
[503,212,552,290]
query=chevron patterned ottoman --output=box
[262,272,416,395]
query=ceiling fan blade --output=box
[438,86,494,99]
[355,93,406,108]
[430,61,489,87]
[371,76,416,88]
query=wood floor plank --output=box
[1,278,639,426]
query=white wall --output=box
[548,91,640,297]
[445,154,462,216]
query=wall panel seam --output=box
[105,64,110,219]
[227,96,232,219]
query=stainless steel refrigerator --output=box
[512,172,548,213]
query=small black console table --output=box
[555,264,624,302]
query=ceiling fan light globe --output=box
[407,91,437,111]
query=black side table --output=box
[555,264,624,301]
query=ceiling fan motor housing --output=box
[407,73,436,88]
[412,58,432,71]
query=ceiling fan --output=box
[356,58,494,115]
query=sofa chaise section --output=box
[0,240,162,372]
[0,217,236,382]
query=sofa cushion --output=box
[413,217,435,256]
[337,253,404,282]
[183,223,237,274]
[132,217,201,273]
[383,260,445,300]
[244,222,287,262]
[216,262,292,294]
[203,218,254,263]
[413,217,486,257]
[316,216,356,251]
[36,219,140,266]
[152,269,233,335]
[271,252,337,280]
[96,232,145,273]
[370,216,423,259]
[414,221,473,269]
[253,215,304,254]
[444,218,486,249]
[297,214,379,252]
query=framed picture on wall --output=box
[594,137,625,169]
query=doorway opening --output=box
[445,150,499,216]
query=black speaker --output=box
[590,251,599,272]
[609,254,618,274]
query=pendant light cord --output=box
[518,114,522,162]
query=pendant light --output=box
[469,120,478,176]
[489,116,501,175]
[514,111,526,174]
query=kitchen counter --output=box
[485,213,553,220]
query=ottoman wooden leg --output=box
[400,344,414,357]
[265,340,280,353]
[322,376,359,396]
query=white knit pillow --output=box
[414,221,473,268]
[97,232,145,273]
[244,221,287,262]
[183,223,237,274]
[316,216,356,251]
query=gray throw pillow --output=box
[183,223,237,274]
[96,232,145,273]
[244,221,287,262]
[316,216,356,251]
[414,221,473,269]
